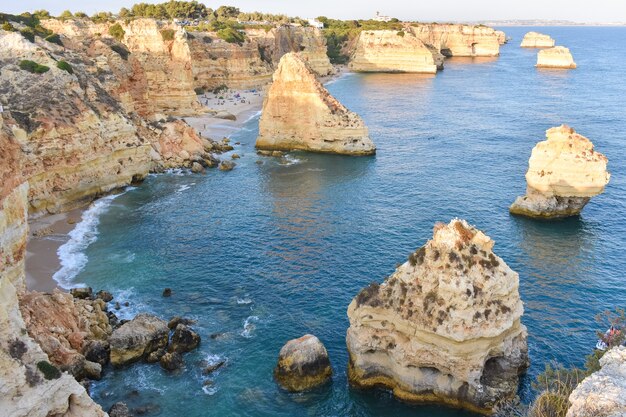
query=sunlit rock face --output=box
[349,30,438,74]
[520,32,555,48]
[256,53,375,156]
[566,346,626,417]
[510,125,610,218]
[347,219,529,414]
[536,46,577,69]
[410,24,502,57]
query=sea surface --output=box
[58,27,626,416]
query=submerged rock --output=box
[346,219,529,413]
[109,402,132,417]
[256,53,375,156]
[109,314,169,366]
[566,346,626,417]
[510,125,610,218]
[162,288,172,297]
[536,46,577,69]
[274,334,332,392]
[520,32,555,48]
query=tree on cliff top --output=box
[58,10,73,21]
[128,1,210,20]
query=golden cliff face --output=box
[411,24,501,57]
[347,219,529,414]
[349,30,438,74]
[520,32,555,48]
[256,53,375,155]
[510,125,610,218]
[536,46,577,69]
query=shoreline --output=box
[24,66,349,293]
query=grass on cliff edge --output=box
[19,60,50,74]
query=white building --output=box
[373,11,392,22]
[307,18,324,29]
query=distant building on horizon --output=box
[374,11,392,22]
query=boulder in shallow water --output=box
[218,160,235,171]
[109,314,169,366]
[83,339,110,366]
[169,324,201,353]
[274,334,332,392]
[160,351,184,371]
[162,288,172,297]
[95,290,113,302]
[108,402,132,417]
[191,162,204,173]
[167,316,196,330]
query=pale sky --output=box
[4,0,626,23]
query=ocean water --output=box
[64,27,626,416]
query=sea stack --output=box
[256,53,375,155]
[536,46,577,69]
[510,125,610,218]
[349,30,439,73]
[346,219,529,414]
[274,334,332,391]
[520,32,555,48]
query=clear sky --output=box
[3,0,626,23]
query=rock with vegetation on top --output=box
[536,46,576,69]
[109,314,169,366]
[520,32,555,48]
[510,125,610,218]
[274,334,333,391]
[256,53,375,155]
[346,219,529,414]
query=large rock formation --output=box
[566,346,626,417]
[349,30,438,73]
[109,314,169,366]
[346,219,529,413]
[510,125,610,218]
[256,53,375,155]
[274,334,332,392]
[411,24,502,57]
[520,32,555,48]
[536,46,577,69]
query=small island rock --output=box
[274,334,332,392]
[536,46,576,69]
[520,32,555,48]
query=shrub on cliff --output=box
[19,28,35,42]
[19,60,50,74]
[58,10,73,21]
[36,360,61,380]
[56,60,73,74]
[44,33,63,46]
[109,23,125,41]
[217,27,245,45]
[92,12,114,23]
[160,28,176,41]
[397,31,405,37]
[2,22,16,31]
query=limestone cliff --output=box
[0,121,106,417]
[411,24,501,57]
[566,346,626,417]
[346,219,529,413]
[510,125,610,218]
[256,53,375,155]
[349,30,438,73]
[520,32,555,48]
[536,46,577,69]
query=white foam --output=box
[240,315,259,338]
[279,154,303,166]
[176,183,195,193]
[52,192,125,289]
[236,297,253,305]
[243,110,262,124]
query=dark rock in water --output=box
[108,311,120,327]
[133,403,161,415]
[109,402,132,417]
[160,351,184,371]
[274,334,332,392]
[167,316,196,330]
[203,155,219,168]
[123,302,130,307]
[255,160,263,165]
[83,339,110,366]
[162,288,172,297]
[231,153,240,159]
[218,160,236,171]
[96,290,113,302]
[145,348,166,363]
[70,287,93,299]
[83,360,102,380]
[203,359,226,375]
[114,302,121,310]
[109,314,169,366]
[169,324,201,353]
[210,332,227,340]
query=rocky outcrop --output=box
[109,314,169,366]
[520,32,555,48]
[411,24,501,57]
[274,334,332,391]
[510,125,610,218]
[256,53,375,155]
[346,219,529,413]
[566,346,626,417]
[536,46,577,69]
[349,30,438,74]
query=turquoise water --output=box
[69,27,626,416]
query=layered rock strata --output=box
[536,46,577,69]
[346,219,529,413]
[566,346,626,417]
[274,334,333,392]
[510,125,610,218]
[411,24,502,57]
[349,30,438,73]
[256,53,375,155]
[520,32,555,48]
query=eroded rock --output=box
[520,32,555,48]
[536,46,577,69]
[274,334,332,392]
[109,314,169,366]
